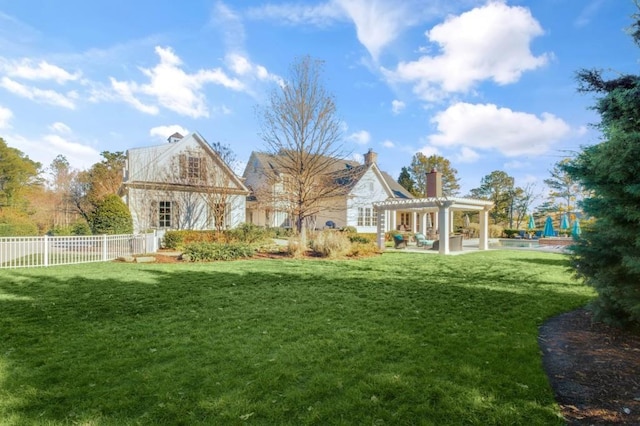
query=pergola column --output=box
[376,209,386,250]
[438,203,452,254]
[413,211,419,232]
[479,207,489,250]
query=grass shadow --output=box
[0,251,591,425]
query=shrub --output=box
[71,220,92,235]
[90,195,133,235]
[0,209,38,236]
[489,224,503,238]
[348,234,371,244]
[503,229,519,238]
[311,231,351,258]
[341,226,357,234]
[287,235,307,258]
[347,241,381,257]
[181,242,255,262]
[163,230,221,249]
[227,223,269,244]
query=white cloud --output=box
[348,129,371,145]
[574,0,605,28]
[2,59,81,84]
[149,125,189,140]
[455,146,479,163]
[384,2,549,100]
[504,160,530,170]
[248,1,460,60]
[225,53,283,85]
[247,2,344,27]
[417,145,440,157]
[0,105,12,128]
[382,139,395,148]
[334,0,416,60]
[429,102,571,156]
[391,99,405,114]
[49,122,71,134]
[109,46,245,118]
[7,132,101,170]
[0,77,77,109]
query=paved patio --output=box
[385,238,570,255]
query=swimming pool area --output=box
[490,238,541,248]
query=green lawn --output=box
[0,250,593,425]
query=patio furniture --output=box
[414,233,429,247]
[393,234,407,249]
[431,234,463,252]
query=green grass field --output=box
[0,250,594,425]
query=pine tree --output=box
[562,9,640,326]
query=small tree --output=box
[91,194,133,235]
[258,56,347,238]
[544,158,584,214]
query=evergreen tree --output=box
[90,194,133,235]
[397,166,416,195]
[562,10,640,326]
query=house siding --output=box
[347,168,389,233]
[123,133,248,233]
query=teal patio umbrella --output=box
[560,214,570,232]
[527,215,536,230]
[543,216,555,237]
[572,219,581,237]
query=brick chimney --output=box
[426,168,442,197]
[364,148,377,166]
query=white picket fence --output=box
[0,233,158,269]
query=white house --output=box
[120,132,249,233]
[242,149,413,232]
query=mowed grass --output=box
[0,250,593,425]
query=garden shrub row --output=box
[181,242,256,262]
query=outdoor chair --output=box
[414,232,429,247]
[393,234,407,249]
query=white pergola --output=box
[373,197,494,255]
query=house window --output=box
[400,212,411,229]
[187,156,201,179]
[358,207,376,227]
[180,154,202,180]
[159,201,172,228]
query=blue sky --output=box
[0,0,638,197]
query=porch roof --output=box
[373,196,493,212]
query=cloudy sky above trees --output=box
[0,0,637,195]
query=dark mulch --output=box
[539,308,640,425]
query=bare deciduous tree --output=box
[258,56,348,237]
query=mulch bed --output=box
[539,308,640,425]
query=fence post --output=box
[44,234,49,267]
[102,235,108,261]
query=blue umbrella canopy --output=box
[560,213,570,230]
[572,219,581,237]
[543,216,555,237]
[527,215,536,230]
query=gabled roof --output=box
[244,151,361,179]
[244,150,413,200]
[124,132,248,194]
